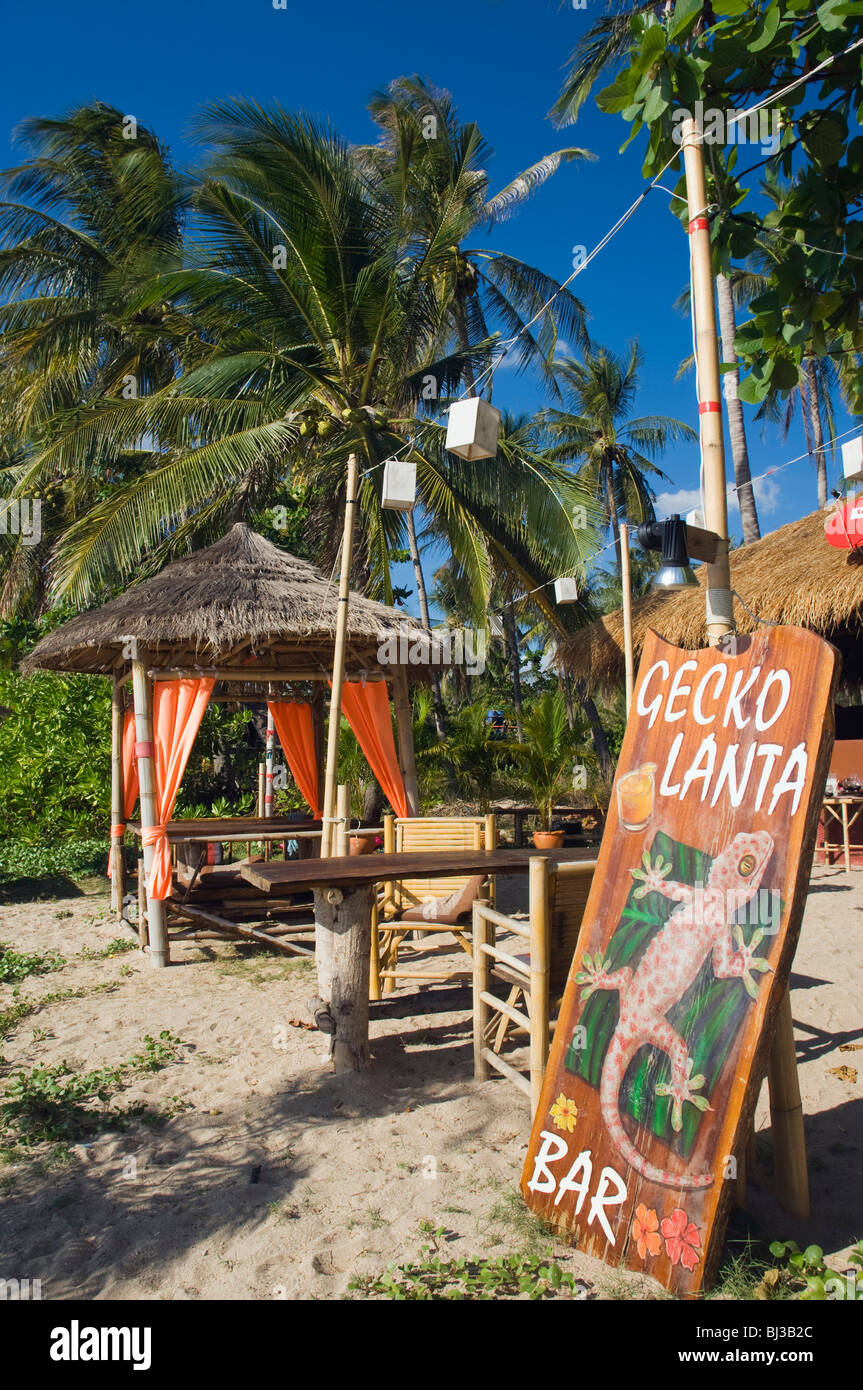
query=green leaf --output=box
[750,1,781,52]
[667,0,703,42]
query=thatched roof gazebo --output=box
[24,523,439,967]
[560,509,863,693]
[23,522,429,685]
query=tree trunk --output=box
[562,672,576,731]
[313,883,374,1072]
[604,456,622,575]
[406,510,445,736]
[576,680,613,779]
[716,273,760,543]
[504,597,524,742]
[805,358,828,508]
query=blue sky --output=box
[1,0,851,615]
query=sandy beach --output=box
[0,863,860,1301]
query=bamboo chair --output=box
[370,815,497,997]
[472,855,597,1115]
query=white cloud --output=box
[654,474,781,522]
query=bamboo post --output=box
[528,856,550,1117]
[336,784,349,857]
[683,118,806,1210]
[264,705,275,854]
[321,452,359,857]
[257,762,266,820]
[312,685,325,836]
[131,653,169,968]
[393,665,419,815]
[136,855,147,948]
[620,522,635,714]
[110,678,126,917]
[472,902,492,1082]
[767,990,810,1220]
[681,118,733,645]
[382,812,395,913]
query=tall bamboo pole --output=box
[110,678,126,917]
[682,118,806,1215]
[265,705,275,818]
[620,522,635,714]
[681,118,733,647]
[320,453,359,858]
[131,653,169,968]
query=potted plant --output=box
[517,690,590,850]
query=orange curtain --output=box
[267,701,322,819]
[142,678,214,900]
[107,710,140,879]
[340,681,408,819]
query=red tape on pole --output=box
[688,217,709,233]
[699,401,721,414]
[134,741,154,759]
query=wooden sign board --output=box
[522,627,839,1295]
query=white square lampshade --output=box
[842,437,863,483]
[382,457,416,511]
[445,397,501,460]
[554,577,579,605]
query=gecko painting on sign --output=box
[521,626,839,1295]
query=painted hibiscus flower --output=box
[632,1203,661,1259]
[549,1093,578,1133]
[661,1208,701,1271]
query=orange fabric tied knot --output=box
[110,825,126,838]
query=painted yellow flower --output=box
[550,1093,578,1133]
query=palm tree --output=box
[7,99,598,618]
[365,76,593,395]
[543,343,696,572]
[0,103,189,614]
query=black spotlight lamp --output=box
[636,514,698,591]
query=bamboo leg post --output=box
[336,784,349,857]
[131,654,169,968]
[393,665,419,816]
[110,679,126,918]
[768,990,810,1220]
[136,855,148,948]
[369,896,382,1001]
[313,882,374,1071]
[257,762,266,820]
[321,452,359,858]
[528,857,550,1118]
[620,522,635,715]
[473,903,492,1082]
[842,801,851,874]
[484,812,497,906]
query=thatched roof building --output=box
[560,509,863,692]
[23,523,433,684]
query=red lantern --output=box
[824,497,863,550]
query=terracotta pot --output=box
[532,829,565,850]
[349,835,376,856]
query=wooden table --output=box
[815,796,863,872]
[240,846,595,893]
[240,848,597,1072]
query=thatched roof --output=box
[23,523,435,680]
[560,508,863,692]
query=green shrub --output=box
[0,942,66,983]
[0,838,110,885]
